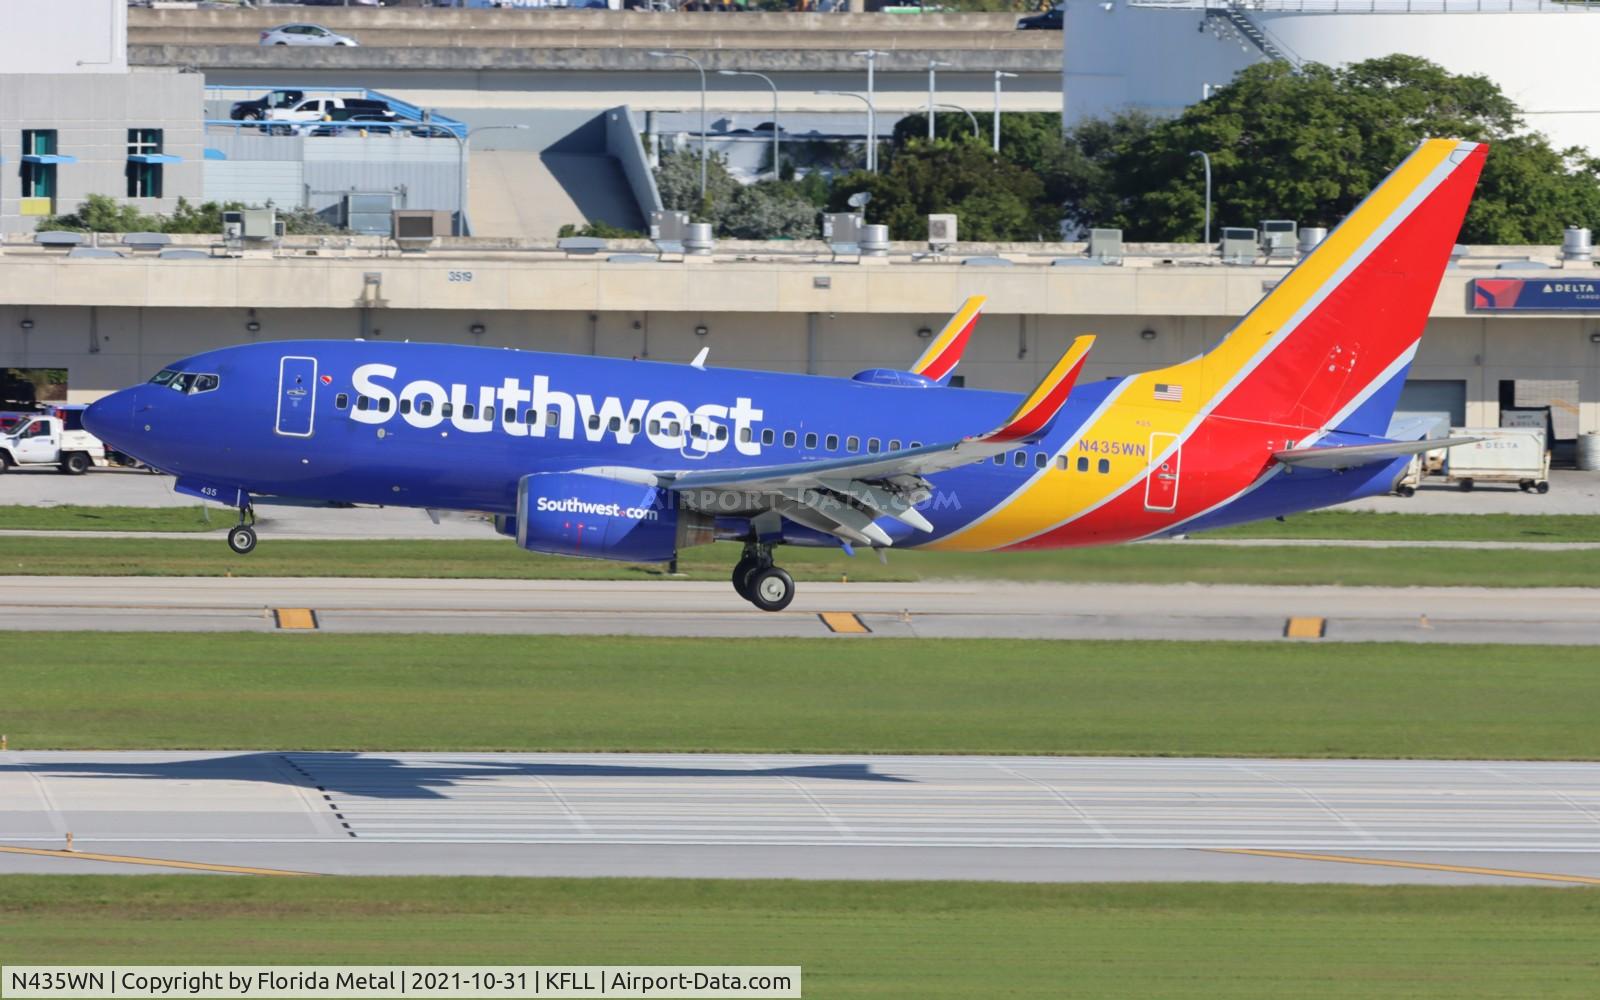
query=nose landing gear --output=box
[731,543,795,612]
[227,503,257,555]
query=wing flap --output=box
[1275,436,1483,470]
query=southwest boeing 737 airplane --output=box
[84,139,1487,611]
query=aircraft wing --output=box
[1274,436,1483,470]
[659,336,1095,546]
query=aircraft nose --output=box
[83,387,139,450]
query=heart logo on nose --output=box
[320,375,333,385]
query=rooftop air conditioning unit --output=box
[650,210,690,242]
[1087,227,1123,264]
[392,210,450,252]
[928,214,957,247]
[1220,227,1257,265]
[223,209,279,242]
[1259,219,1298,260]
[823,212,864,244]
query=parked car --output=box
[265,97,397,134]
[259,24,359,47]
[1016,5,1062,30]
[229,89,305,122]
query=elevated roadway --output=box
[4,752,1599,882]
[130,10,1062,113]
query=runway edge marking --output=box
[0,844,320,877]
[1214,848,1600,885]
[818,612,872,634]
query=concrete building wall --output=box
[0,70,205,232]
[1,303,1594,437]
[0,0,127,75]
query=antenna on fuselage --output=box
[689,347,709,370]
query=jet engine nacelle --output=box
[515,472,710,563]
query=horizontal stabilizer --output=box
[1274,436,1483,470]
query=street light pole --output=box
[854,50,879,172]
[1189,149,1212,246]
[935,103,981,141]
[927,60,950,141]
[992,71,1017,154]
[450,122,528,237]
[815,90,876,173]
[718,69,780,181]
[650,50,708,203]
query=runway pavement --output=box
[3,752,1598,884]
[1,576,1597,644]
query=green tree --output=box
[654,150,821,239]
[722,182,819,239]
[36,195,341,235]
[830,140,1056,241]
[1067,55,1600,244]
[557,220,646,239]
[655,149,739,223]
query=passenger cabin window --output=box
[825,434,839,451]
[461,404,475,419]
[667,421,681,437]
[335,393,349,410]
[761,428,775,446]
[442,403,454,418]
[547,409,559,427]
[992,454,1004,465]
[648,419,661,435]
[356,396,370,411]
[1098,459,1111,473]
[889,439,902,451]
[609,416,622,432]
[587,414,600,431]
[399,399,412,415]
[804,432,818,450]
[1077,457,1089,472]
[418,400,433,416]
[715,425,727,441]
[867,438,881,453]
[1013,452,1026,467]
[846,435,859,452]
[378,397,391,413]
[504,407,516,424]
[1055,455,1068,470]
[629,418,641,434]
[1035,453,1048,469]
[783,430,797,448]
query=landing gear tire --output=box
[227,525,257,555]
[747,566,795,612]
[1396,485,1415,498]
[731,557,760,601]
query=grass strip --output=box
[2,877,1598,999]
[3,634,1596,758]
[2,536,1598,587]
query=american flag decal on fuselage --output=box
[1153,383,1183,402]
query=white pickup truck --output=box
[264,97,397,135]
[0,409,108,474]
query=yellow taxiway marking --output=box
[1216,848,1600,885]
[1283,616,1327,639]
[818,612,872,634]
[0,845,318,877]
[274,608,319,630]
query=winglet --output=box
[982,335,1095,443]
[909,295,986,384]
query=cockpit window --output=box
[149,370,219,395]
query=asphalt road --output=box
[1,576,1597,644]
[3,752,1598,884]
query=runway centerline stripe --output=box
[1214,848,1600,885]
[0,844,319,877]
[818,612,871,634]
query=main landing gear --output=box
[731,543,795,612]
[227,504,258,555]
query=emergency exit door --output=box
[276,356,318,437]
[1144,432,1181,512]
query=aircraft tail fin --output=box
[1201,139,1487,437]
[909,295,986,384]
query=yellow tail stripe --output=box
[910,294,986,376]
[932,140,1462,552]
